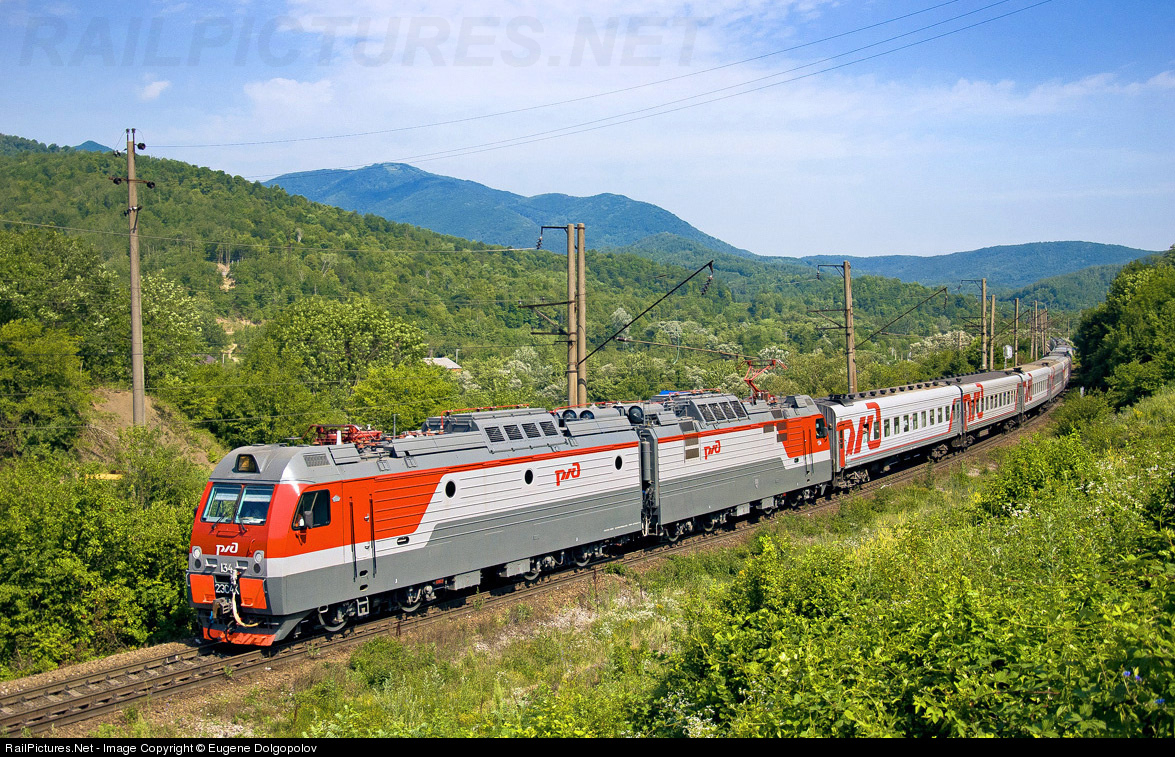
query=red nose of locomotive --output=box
[188,450,286,646]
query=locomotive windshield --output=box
[202,483,275,525]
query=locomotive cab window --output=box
[814,417,827,439]
[294,489,331,530]
[202,483,275,525]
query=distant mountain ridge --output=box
[803,242,1158,290]
[265,162,754,255]
[0,134,111,156]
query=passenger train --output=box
[188,343,1073,646]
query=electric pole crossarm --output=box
[581,260,714,365]
[616,337,745,361]
[806,309,846,329]
[853,287,948,350]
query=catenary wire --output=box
[153,0,968,149]
[242,0,1046,179]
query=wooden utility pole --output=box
[566,223,577,407]
[1032,301,1039,360]
[844,260,857,394]
[1014,298,1020,365]
[989,293,997,370]
[126,130,146,426]
[576,223,587,406]
[980,278,988,371]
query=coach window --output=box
[884,418,890,438]
[921,411,926,427]
[903,415,909,433]
[293,489,331,530]
[872,419,880,441]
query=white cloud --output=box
[139,78,171,100]
[242,76,333,109]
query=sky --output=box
[1,0,1172,257]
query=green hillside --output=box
[1005,262,1134,311]
[0,135,1001,369]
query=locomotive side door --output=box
[343,482,376,583]
[801,419,814,479]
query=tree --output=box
[348,362,458,431]
[166,342,339,450]
[0,320,90,457]
[263,298,426,386]
[138,274,221,386]
[1075,246,1175,406]
[0,229,122,380]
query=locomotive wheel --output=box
[398,588,423,614]
[317,605,347,633]
[522,568,542,583]
[664,522,685,543]
[573,546,594,568]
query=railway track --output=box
[0,403,1060,736]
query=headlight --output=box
[192,546,202,559]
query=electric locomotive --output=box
[188,392,830,645]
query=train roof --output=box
[818,380,955,406]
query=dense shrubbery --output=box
[645,394,1175,737]
[1076,245,1175,407]
[0,430,203,677]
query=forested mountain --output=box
[265,162,754,255]
[1005,262,1135,311]
[0,134,999,365]
[804,242,1157,290]
[0,132,1019,451]
[267,161,1155,305]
